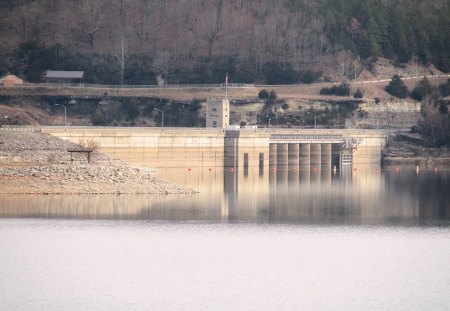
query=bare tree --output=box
[190,0,224,61]
[78,0,108,48]
[108,1,153,85]
[335,49,355,81]
[10,1,47,42]
[153,50,173,86]
[111,32,132,85]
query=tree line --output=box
[0,0,448,85]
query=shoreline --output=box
[1,131,448,195]
[0,131,195,195]
[383,133,450,167]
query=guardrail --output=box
[255,128,394,135]
[40,126,227,132]
[2,74,449,91]
[271,134,343,141]
[0,125,41,132]
[1,125,397,134]
[14,82,250,90]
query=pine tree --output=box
[411,78,432,101]
[385,74,408,98]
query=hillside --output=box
[1,74,448,132]
[0,0,448,85]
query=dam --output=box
[38,126,390,171]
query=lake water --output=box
[0,165,449,310]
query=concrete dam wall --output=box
[40,127,389,170]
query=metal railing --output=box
[2,74,448,90]
[0,125,41,132]
[271,134,343,141]
[1,125,397,134]
[14,82,250,90]
[39,125,227,132]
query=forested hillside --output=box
[0,0,448,85]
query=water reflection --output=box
[1,164,448,225]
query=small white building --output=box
[206,99,230,128]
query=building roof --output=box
[46,70,84,79]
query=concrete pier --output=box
[288,144,300,168]
[310,144,321,167]
[277,143,288,166]
[269,144,277,168]
[300,143,311,167]
[321,143,332,169]
[321,143,332,184]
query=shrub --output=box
[385,74,408,98]
[336,84,351,96]
[353,88,363,98]
[258,89,269,99]
[320,83,350,96]
[261,62,321,84]
[320,87,332,95]
[188,99,202,112]
[91,107,113,125]
[439,102,448,115]
[438,79,450,97]
[262,62,297,84]
[121,102,140,121]
[301,70,321,84]
[269,90,277,101]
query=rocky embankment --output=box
[383,133,450,166]
[0,131,194,194]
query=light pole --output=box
[55,104,67,127]
[154,108,164,128]
[55,100,76,130]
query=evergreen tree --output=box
[411,78,432,101]
[385,74,408,98]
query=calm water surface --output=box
[0,166,449,310]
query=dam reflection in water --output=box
[1,163,448,225]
